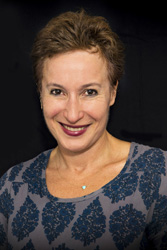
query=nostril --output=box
[63,107,84,123]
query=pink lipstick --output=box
[60,123,89,136]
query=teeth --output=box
[63,125,86,131]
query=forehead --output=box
[42,50,108,84]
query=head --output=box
[31,10,125,153]
[31,9,124,94]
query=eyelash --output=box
[50,89,63,96]
[50,89,98,97]
[84,89,98,96]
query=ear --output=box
[109,80,118,107]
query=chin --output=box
[58,140,92,154]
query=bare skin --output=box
[46,136,130,198]
[41,50,131,199]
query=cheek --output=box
[42,100,63,119]
[42,96,110,121]
[83,101,109,121]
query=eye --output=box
[50,89,63,96]
[84,89,98,96]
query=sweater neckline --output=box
[42,142,136,203]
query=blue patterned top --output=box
[0,142,167,250]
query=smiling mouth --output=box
[63,124,87,131]
[59,122,90,135]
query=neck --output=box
[54,131,114,174]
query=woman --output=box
[0,10,167,250]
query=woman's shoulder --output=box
[0,149,52,188]
[112,137,167,167]
[129,141,167,172]
[131,141,167,157]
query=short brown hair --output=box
[31,9,125,93]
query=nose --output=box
[63,94,84,124]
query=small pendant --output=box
[82,185,87,190]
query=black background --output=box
[0,0,167,176]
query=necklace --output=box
[56,167,88,190]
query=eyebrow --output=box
[46,83,65,89]
[80,83,102,89]
[46,83,102,89]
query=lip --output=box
[59,122,90,136]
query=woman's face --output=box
[41,50,116,153]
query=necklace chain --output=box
[56,168,88,190]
